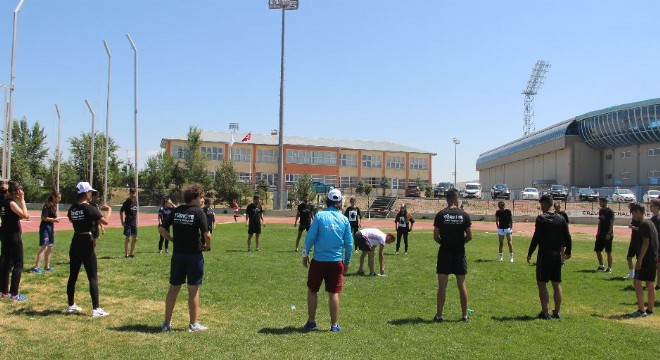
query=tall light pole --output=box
[85,100,95,186]
[269,0,298,210]
[452,138,460,186]
[54,104,61,194]
[229,122,239,162]
[103,40,112,204]
[3,0,27,180]
[126,34,139,226]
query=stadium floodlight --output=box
[126,34,140,226]
[452,138,460,186]
[84,99,96,186]
[522,60,551,136]
[103,40,112,204]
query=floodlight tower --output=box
[522,60,551,136]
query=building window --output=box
[340,154,357,167]
[208,171,216,181]
[256,173,277,186]
[386,156,405,169]
[362,177,379,186]
[605,154,613,160]
[201,146,223,161]
[286,150,337,165]
[257,149,278,163]
[410,157,428,170]
[171,145,186,159]
[620,172,631,180]
[238,172,252,183]
[362,155,382,168]
[649,148,660,156]
[620,151,632,159]
[231,148,251,162]
[392,178,406,189]
[649,170,660,178]
[311,175,336,186]
[285,174,300,185]
[340,176,359,188]
[605,173,612,180]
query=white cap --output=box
[327,188,342,202]
[76,181,96,194]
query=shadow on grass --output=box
[257,326,309,335]
[109,324,164,334]
[12,308,65,317]
[605,276,629,281]
[591,313,641,321]
[621,285,635,291]
[575,269,597,273]
[474,259,495,263]
[490,315,536,322]
[387,317,435,325]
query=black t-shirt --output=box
[0,199,22,235]
[203,207,215,231]
[344,206,361,227]
[636,219,659,262]
[557,211,569,224]
[297,202,314,225]
[651,215,660,237]
[40,204,57,228]
[159,206,173,224]
[246,203,263,225]
[597,207,614,236]
[120,199,138,226]
[395,211,414,230]
[495,209,512,229]
[68,202,103,234]
[161,205,208,254]
[433,207,472,254]
[528,212,572,257]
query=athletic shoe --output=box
[164,250,169,254]
[627,310,647,318]
[510,255,514,263]
[303,321,318,330]
[369,272,377,276]
[356,270,365,276]
[597,265,605,271]
[433,315,443,323]
[162,322,172,332]
[125,255,130,259]
[45,267,55,272]
[404,252,408,255]
[622,273,632,279]
[10,294,28,302]
[645,309,654,316]
[32,267,43,274]
[378,272,387,277]
[656,285,660,291]
[605,268,612,273]
[499,254,503,262]
[295,248,299,252]
[129,254,135,258]
[1,293,10,300]
[461,316,469,323]
[158,250,163,254]
[552,310,560,319]
[330,324,342,332]
[92,308,110,318]
[66,304,82,314]
[395,251,399,255]
[188,323,208,332]
[537,312,551,320]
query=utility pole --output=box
[522,60,551,136]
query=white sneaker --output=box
[499,255,503,262]
[188,322,208,332]
[92,308,110,318]
[66,304,82,314]
[510,255,514,263]
[623,273,632,279]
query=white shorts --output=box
[498,228,512,236]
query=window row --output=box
[286,150,337,165]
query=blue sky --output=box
[1,0,658,184]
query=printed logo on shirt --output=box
[174,212,195,225]
[70,209,85,221]
[348,210,357,221]
[443,213,464,224]
[398,217,406,227]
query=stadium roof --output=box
[161,131,436,155]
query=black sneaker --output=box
[433,315,443,323]
[551,311,560,319]
[369,272,377,276]
[645,309,654,316]
[461,316,469,323]
[537,312,551,320]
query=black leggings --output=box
[0,234,24,295]
[67,237,99,308]
[396,229,409,252]
[158,235,169,251]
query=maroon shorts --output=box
[307,259,344,294]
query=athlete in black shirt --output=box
[649,199,660,290]
[595,197,614,272]
[33,191,61,274]
[158,197,175,253]
[344,196,362,251]
[627,203,658,317]
[527,194,572,320]
[66,181,111,317]
[0,181,30,301]
[203,198,216,234]
[495,201,514,262]
[432,189,472,323]
[394,205,414,254]
[245,195,264,252]
[159,183,211,332]
[294,194,314,252]
[120,188,138,258]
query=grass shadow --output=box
[12,308,65,317]
[257,326,310,335]
[474,259,495,263]
[575,269,597,273]
[225,249,250,253]
[109,324,164,334]
[621,285,635,291]
[605,276,629,281]
[387,317,435,325]
[491,315,537,322]
[591,313,640,321]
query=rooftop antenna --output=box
[522,60,551,136]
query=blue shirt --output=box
[303,206,353,265]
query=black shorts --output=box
[354,232,372,252]
[594,236,612,252]
[350,224,359,234]
[436,251,467,275]
[298,223,311,232]
[634,257,657,282]
[626,242,639,258]
[170,252,204,286]
[535,254,562,283]
[248,223,261,235]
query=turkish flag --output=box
[241,132,252,142]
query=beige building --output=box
[161,131,436,195]
[477,98,660,195]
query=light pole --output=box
[229,122,239,162]
[103,40,112,204]
[3,0,26,180]
[269,0,298,210]
[452,138,460,186]
[126,34,139,226]
[54,104,61,194]
[85,100,95,186]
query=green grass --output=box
[1,222,658,359]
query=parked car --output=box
[312,181,334,194]
[522,187,540,200]
[642,190,660,203]
[434,182,454,198]
[491,183,510,200]
[577,188,599,202]
[405,184,421,197]
[463,183,482,199]
[611,188,636,203]
[549,184,568,200]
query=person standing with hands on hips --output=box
[344,196,362,252]
[302,188,353,332]
[394,204,414,255]
[120,188,138,258]
[245,195,264,252]
[0,181,30,301]
[294,194,314,252]
[159,184,212,332]
[594,196,615,272]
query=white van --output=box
[463,182,482,199]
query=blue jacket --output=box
[303,206,353,265]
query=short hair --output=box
[539,194,553,207]
[629,202,645,213]
[253,195,260,200]
[162,196,170,206]
[204,197,211,206]
[497,201,505,207]
[183,184,204,204]
[650,199,660,208]
[129,188,136,195]
[446,188,459,202]
[553,201,562,208]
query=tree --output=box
[140,151,175,204]
[424,184,433,198]
[67,132,123,193]
[214,161,242,206]
[356,181,365,195]
[171,163,186,202]
[379,176,390,196]
[184,126,211,188]
[295,174,313,200]
[256,178,270,201]
[7,118,49,201]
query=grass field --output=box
[0,221,658,359]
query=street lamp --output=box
[103,40,112,204]
[269,0,298,210]
[452,138,460,187]
[126,34,139,226]
[229,122,239,161]
[3,0,27,180]
[85,100,95,186]
[54,104,61,194]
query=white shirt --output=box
[360,228,387,246]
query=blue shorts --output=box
[39,224,55,247]
[170,252,204,286]
[123,225,138,237]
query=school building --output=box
[160,131,436,194]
